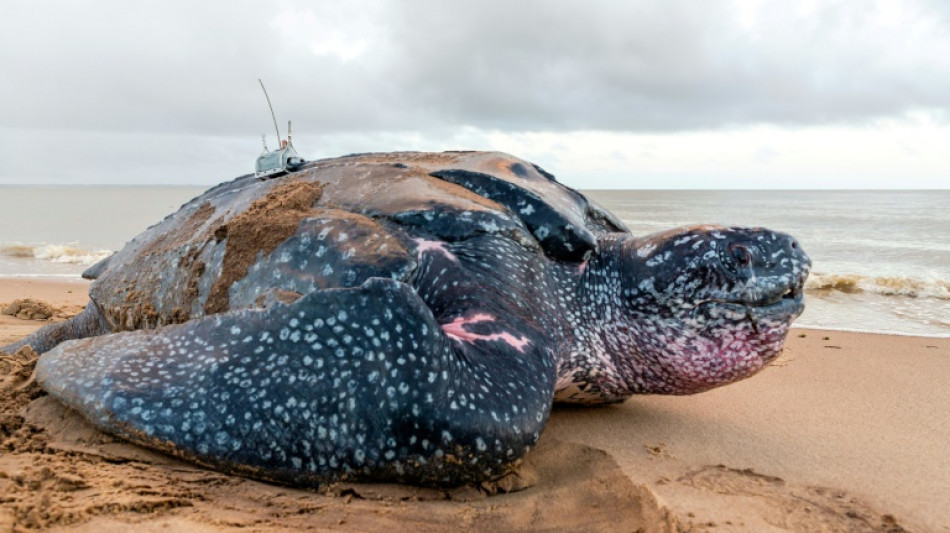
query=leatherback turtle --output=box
[3,151,809,487]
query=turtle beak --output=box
[727,230,809,329]
[690,229,809,331]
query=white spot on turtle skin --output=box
[480,220,501,232]
[637,243,657,258]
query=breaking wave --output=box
[0,245,34,258]
[806,272,950,300]
[1,244,113,266]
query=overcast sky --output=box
[1,0,949,188]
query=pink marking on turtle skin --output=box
[440,313,531,353]
[577,261,588,275]
[414,238,458,262]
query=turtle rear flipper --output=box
[35,278,552,487]
[1,302,110,355]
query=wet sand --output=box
[2,278,948,532]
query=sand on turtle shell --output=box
[145,201,217,257]
[204,179,324,314]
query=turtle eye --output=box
[729,243,752,267]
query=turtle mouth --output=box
[743,284,803,309]
[695,285,804,333]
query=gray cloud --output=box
[380,0,950,130]
[4,1,950,133]
[2,0,949,183]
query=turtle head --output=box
[612,225,810,394]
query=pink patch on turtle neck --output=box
[440,313,530,353]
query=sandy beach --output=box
[2,278,948,532]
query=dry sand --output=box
[1,278,948,532]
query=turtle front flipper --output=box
[36,278,554,487]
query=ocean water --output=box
[0,186,947,337]
[0,186,206,277]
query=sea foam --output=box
[1,244,113,266]
[806,272,950,300]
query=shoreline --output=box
[795,323,950,339]
[2,278,949,531]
